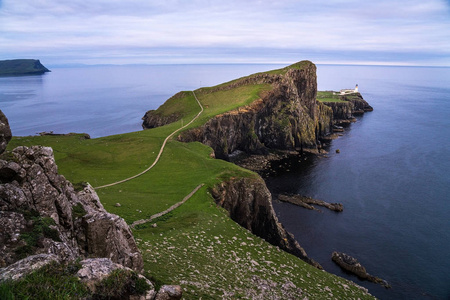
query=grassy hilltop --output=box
[6,62,375,299]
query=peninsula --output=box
[3,61,376,299]
[0,59,50,76]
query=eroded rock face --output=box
[211,176,321,269]
[322,93,373,125]
[0,145,143,272]
[179,61,334,159]
[0,110,12,154]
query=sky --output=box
[1,0,450,66]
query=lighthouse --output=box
[355,84,359,93]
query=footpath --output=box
[94,91,203,190]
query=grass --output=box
[317,91,348,103]
[6,62,375,299]
[15,213,61,259]
[0,261,152,300]
[0,261,89,300]
[93,269,151,299]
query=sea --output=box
[1,64,449,299]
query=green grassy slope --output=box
[6,62,375,299]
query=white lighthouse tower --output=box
[354,84,359,93]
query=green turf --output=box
[317,91,347,103]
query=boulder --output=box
[0,254,60,281]
[155,285,183,300]
[77,258,155,299]
[0,110,12,154]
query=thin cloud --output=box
[0,0,449,66]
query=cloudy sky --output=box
[1,0,449,66]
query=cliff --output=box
[0,145,143,272]
[211,177,322,269]
[0,59,50,76]
[321,92,373,125]
[177,61,334,159]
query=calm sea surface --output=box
[1,64,449,299]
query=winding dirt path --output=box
[95,91,203,190]
[131,183,204,229]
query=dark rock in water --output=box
[0,110,12,154]
[0,145,143,276]
[38,131,90,139]
[278,194,343,212]
[211,176,322,269]
[331,251,391,288]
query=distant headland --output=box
[0,59,50,76]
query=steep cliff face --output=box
[210,177,321,269]
[179,61,333,159]
[323,93,374,124]
[0,145,143,272]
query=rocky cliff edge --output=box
[177,61,334,159]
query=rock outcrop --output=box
[278,194,343,212]
[179,61,334,159]
[0,145,143,274]
[211,176,322,269]
[323,93,373,125]
[0,110,12,154]
[331,252,390,288]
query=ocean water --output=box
[269,65,450,299]
[1,64,449,299]
[0,64,279,138]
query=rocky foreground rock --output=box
[0,145,143,271]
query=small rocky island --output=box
[332,252,390,288]
[0,59,50,76]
